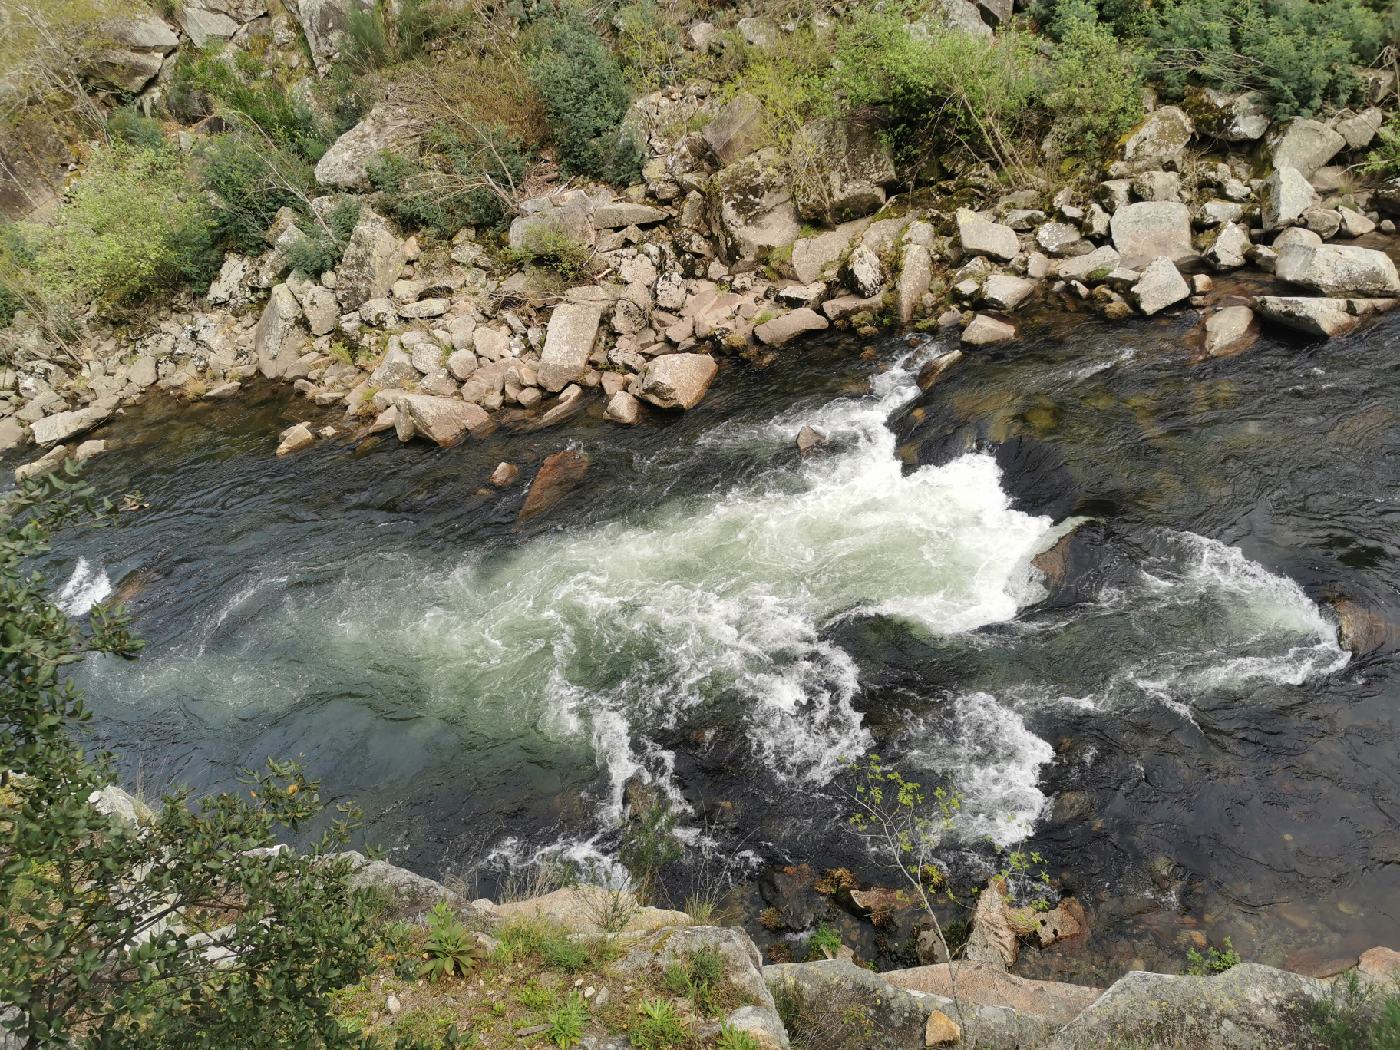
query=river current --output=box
[23,306,1399,981]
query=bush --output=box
[169,49,332,159]
[613,0,689,91]
[286,198,362,276]
[368,126,528,237]
[1299,974,1400,1050]
[0,468,381,1049]
[342,0,470,72]
[830,15,1041,176]
[506,226,594,281]
[197,132,316,254]
[1184,936,1242,976]
[1041,17,1144,167]
[30,144,217,315]
[107,106,167,149]
[526,15,643,183]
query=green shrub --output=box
[286,198,362,276]
[31,144,217,315]
[526,15,643,183]
[1041,17,1144,166]
[618,794,682,899]
[545,991,589,1048]
[506,226,594,281]
[613,0,689,91]
[1366,115,1400,178]
[1298,973,1400,1050]
[631,999,688,1049]
[368,126,528,237]
[806,925,843,961]
[830,14,1041,175]
[661,945,727,1014]
[717,1027,763,1050]
[197,132,316,254]
[343,0,469,72]
[0,470,382,1049]
[107,106,167,149]
[169,49,332,158]
[417,901,480,982]
[1184,936,1242,976]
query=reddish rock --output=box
[519,450,590,522]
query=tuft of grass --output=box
[544,991,589,1049]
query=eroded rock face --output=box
[316,105,419,191]
[790,114,896,224]
[763,959,925,1050]
[290,0,373,71]
[639,353,718,409]
[703,92,771,166]
[1045,964,1329,1050]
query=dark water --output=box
[18,305,1399,982]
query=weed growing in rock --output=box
[716,1027,763,1050]
[631,998,689,1049]
[417,901,480,981]
[545,991,590,1048]
[1185,936,1242,976]
[805,924,844,961]
[1298,972,1400,1049]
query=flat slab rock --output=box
[883,961,1101,1026]
[486,886,689,935]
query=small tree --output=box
[0,465,382,1049]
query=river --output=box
[25,304,1399,983]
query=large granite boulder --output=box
[337,210,407,311]
[703,92,772,166]
[1109,202,1193,268]
[90,14,178,92]
[254,284,304,378]
[639,353,718,409]
[1121,106,1194,172]
[315,104,420,192]
[1274,243,1400,297]
[1261,165,1318,231]
[1269,118,1347,179]
[30,404,114,448]
[509,189,597,252]
[956,208,1019,262]
[1131,257,1191,315]
[754,308,828,346]
[1253,296,1358,337]
[398,394,493,446]
[764,959,926,1050]
[708,150,801,263]
[537,303,603,392]
[791,220,869,284]
[791,113,896,223]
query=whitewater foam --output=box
[56,558,111,616]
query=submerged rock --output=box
[796,424,825,454]
[519,450,590,521]
[1203,305,1258,356]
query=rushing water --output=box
[18,304,1399,980]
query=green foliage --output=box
[286,198,362,277]
[806,924,843,961]
[1185,936,1243,976]
[342,0,469,72]
[417,902,480,982]
[613,0,689,91]
[544,991,589,1048]
[631,998,688,1049]
[1299,973,1400,1050]
[618,794,682,899]
[493,918,611,973]
[717,1027,763,1050]
[661,945,726,1014]
[1366,115,1400,178]
[28,144,217,316]
[830,15,1041,175]
[196,132,315,254]
[1041,17,1144,166]
[368,126,528,237]
[721,24,835,147]
[170,49,331,158]
[526,14,643,183]
[507,226,594,282]
[0,466,379,1049]
[107,106,167,150]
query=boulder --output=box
[885,961,1101,1027]
[275,422,315,456]
[14,445,71,482]
[1035,222,1091,257]
[1131,257,1190,316]
[1338,206,1376,238]
[290,0,371,71]
[0,417,25,454]
[254,284,304,378]
[538,303,603,392]
[930,0,992,38]
[1121,106,1194,171]
[592,202,668,229]
[1109,202,1193,268]
[605,390,640,424]
[335,851,471,922]
[1203,305,1258,356]
[91,15,178,92]
[1204,222,1250,271]
[790,114,896,223]
[1254,296,1357,337]
[1197,89,1270,142]
[703,92,771,166]
[791,220,868,285]
[1270,118,1346,179]
[956,208,1019,262]
[755,308,829,346]
[962,315,1016,346]
[399,394,493,446]
[519,452,590,521]
[709,152,801,263]
[897,244,933,323]
[89,785,152,827]
[1260,165,1318,231]
[1055,245,1120,281]
[298,285,339,336]
[1046,964,1329,1050]
[1334,108,1384,151]
[1275,244,1400,297]
[980,274,1037,311]
[509,191,596,252]
[338,211,407,311]
[30,404,113,448]
[963,880,1021,969]
[763,959,925,1050]
[317,105,420,191]
[639,353,718,410]
[846,244,885,298]
[180,7,239,47]
[369,346,418,387]
[488,462,518,487]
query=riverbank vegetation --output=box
[2,0,1394,351]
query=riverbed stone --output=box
[1131,257,1190,316]
[399,394,493,446]
[956,208,1019,262]
[30,404,113,448]
[898,244,933,323]
[791,221,867,285]
[275,422,315,456]
[1270,118,1346,179]
[980,274,1037,311]
[1055,245,1120,282]
[1205,222,1250,271]
[962,315,1016,346]
[1203,305,1258,356]
[1261,166,1317,231]
[755,308,828,346]
[639,353,718,410]
[605,390,640,424]
[1110,202,1193,268]
[1275,243,1400,297]
[538,303,603,392]
[1338,206,1377,238]
[518,452,589,521]
[1253,296,1357,337]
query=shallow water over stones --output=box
[25,306,1399,983]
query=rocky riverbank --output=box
[3,3,1399,484]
